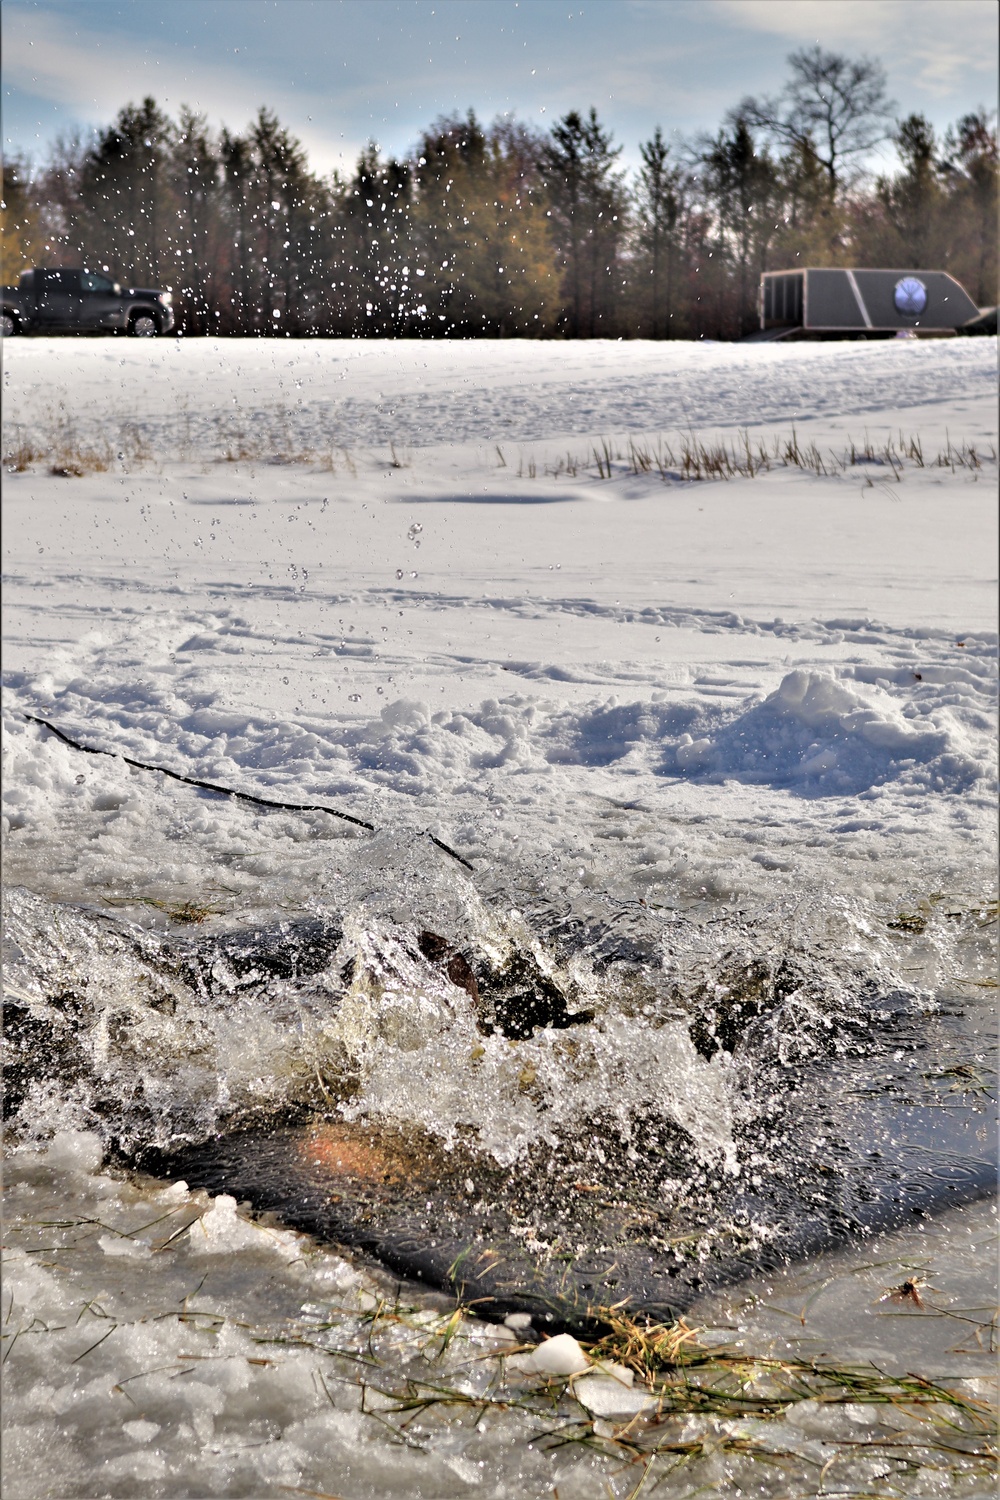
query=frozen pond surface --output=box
[2,337,997,1495]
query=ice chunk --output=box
[98,1234,152,1259]
[590,1359,634,1386]
[122,1420,161,1444]
[504,1311,533,1331]
[676,734,712,770]
[573,1375,658,1419]
[188,1194,301,1257]
[519,1332,590,1376]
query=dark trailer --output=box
[759,267,982,338]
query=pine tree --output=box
[172,108,218,334]
[941,110,998,305]
[702,118,779,336]
[542,109,627,337]
[80,97,175,285]
[773,135,840,266]
[635,127,683,337]
[874,115,943,268]
[338,143,413,335]
[409,113,557,334]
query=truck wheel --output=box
[1,311,19,337]
[128,312,160,337]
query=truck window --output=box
[40,270,82,293]
[81,272,115,293]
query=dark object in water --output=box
[154,1067,994,1334]
[416,929,594,1039]
[4,886,995,1334]
[190,917,345,986]
[417,930,481,1003]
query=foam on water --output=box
[4,840,965,1166]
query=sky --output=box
[2,0,997,180]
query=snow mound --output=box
[669,670,982,795]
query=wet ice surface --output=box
[2,1134,995,1499]
[2,338,998,1495]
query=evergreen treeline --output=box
[2,47,996,339]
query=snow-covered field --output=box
[3,338,997,912]
[2,335,997,1497]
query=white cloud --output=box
[2,0,994,181]
[0,8,364,174]
[711,0,901,47]
[709,0,998,95]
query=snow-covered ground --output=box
[3,338,997,913]
[2,335,997,1496]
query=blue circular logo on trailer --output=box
[894,276,927,316]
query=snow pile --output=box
[669,668,983,794]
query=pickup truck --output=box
[1,267,175,337]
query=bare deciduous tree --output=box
[740,46,895,193]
